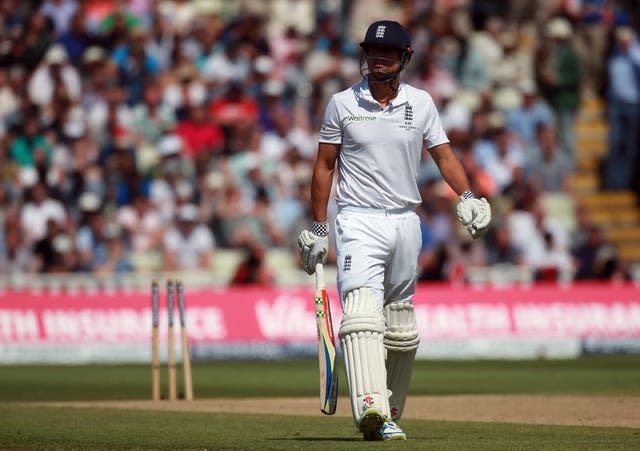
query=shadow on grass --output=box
[271,437,362,442]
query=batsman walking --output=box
[298,20,491,440]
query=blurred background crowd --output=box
[0,0,639,286]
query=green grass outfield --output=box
[1,356,640,450]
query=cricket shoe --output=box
[379,421,407,440]
[359,408,386,441]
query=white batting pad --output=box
[384,301,420,421]
[339,288,390,425]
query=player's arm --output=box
[298,142,339,274]
[427,142,470,195]
[428,142,492,239]
[311,142,340,223]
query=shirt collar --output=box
[354,77,409,108]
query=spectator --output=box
[32,218,77,273]
[209,81,259,148]
[27,43,82,108]
[572,225,628,280]
[75,193,132,274]
[230,238,275,285]
[131,78,176,145]
[603,26,640,190]
[536,17,583,165]
[505,80,554,148]
[473,119,526,193]
[162,64,207,119]
[117,192,164,254]
[56,11,92,65]
[111,27,161,105]
[174,104,225,170]
[19,181,67,245]
[528,123,572,192]
[486,223,524,265]
[40,0,79,36]
[9,113,53,170]
[0,206,35,274]
[162,203,215,271]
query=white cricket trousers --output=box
[334,207,421,305]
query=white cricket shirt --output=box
[319,78,449,211]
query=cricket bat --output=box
[314,263,338,415]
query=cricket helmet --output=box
[360,20,412,55]
[359,20,413,81]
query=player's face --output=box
[366,44,401,77]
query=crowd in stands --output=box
[0,0,638,284]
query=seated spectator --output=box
[40,0,78,36]
[230,238,275,285]
[75,193,132,274]
[209,82,259,147]
[505,80,554,148]
[131,78,176,145]
[528,123,572,192]
[174,104,225,169]
[116,193,164,253]
[9,113,54,169]
[32,218,78,273]
[486,224,524,266]
[111,27,161,105]
[473,119,526,193]
[19,181,67,245]
[148,134,195,223]
[572,225,627,280]
[162,203,215,271]
[27,43,82,107]
[0,206,36,274]
[56,11,92,65]
[162,64,208,120]
[530,230,574,281]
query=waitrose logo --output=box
[345,115,376,122]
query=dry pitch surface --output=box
[41,395,640,429]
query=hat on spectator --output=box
[176,203,199,222]
[52,234,73,253]
[82,46,106,64]
[492,87,522,111]
[546,17,572,39]
[45,44,68,64]
[262,79,285,97]
[254,55,274,75]
[78,191,102,213]
[18,166,39,188]
[519,79,537,95]
[157,134,183,157]
[205,171,226,190]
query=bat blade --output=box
[314,263,338,415]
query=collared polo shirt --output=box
[319,78,448,211]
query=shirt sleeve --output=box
[318,95,342,144]
[422,93,449,150]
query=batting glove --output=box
[297,221,329,275]
[456,191,491,239]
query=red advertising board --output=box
[1,283,639,346]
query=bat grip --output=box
[315,263,325,288]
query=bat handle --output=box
[315,263,325,288]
